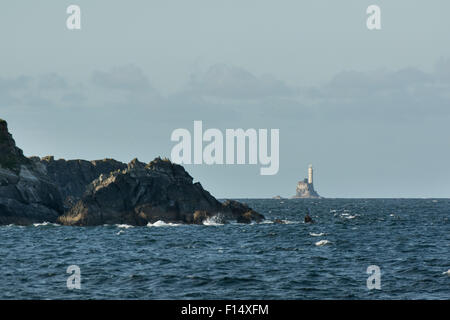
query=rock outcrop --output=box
[0,120,63,225]
[58,158,265,226]
[292,178,321,199]
[0,119,30,171]
[0,119,264,226]
[291,165,322,199]
[35,156,127,209]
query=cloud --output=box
[61,92,87,105]
[0,75,31,92]
[91,65,153,92]
[0,66,161,111]
[302,62,450,120]
[185,64,294,100]
[434,57,450,82]
[1,60,450,123]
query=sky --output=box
[1,0,450,198]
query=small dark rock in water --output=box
[304,214,314,223]
[273,219,286,224]
[221,200,265,224]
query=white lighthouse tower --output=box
[293,164,321,198]
[308,164,313,185]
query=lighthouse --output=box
[308,164,313,185]
[292,164,321,198]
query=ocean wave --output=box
[147,221,182,227]
[203,216,224,226]
[115,224,134,229]
[315,240,331,246]
[32,222,60,227]
[340,213,357,219]
[310,232,326,237]
[284,220,301,224]
[443,269,450,276]
[116,230,125,235]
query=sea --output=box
[0,199,449,300]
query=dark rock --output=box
[0,119,30,171]
[58,158,265,226]
[0,120,63,225]
[36,156,127,209]
[193,210,209,224]
[221,200,265,224]
[1,119,264,226]
[304,214,314,223]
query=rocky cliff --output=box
[0,119,264,226]
[292,179,321,199]
[0,119,63,225]
[0,119,30,171]
[58,158,264,226]
[35,156,127,209]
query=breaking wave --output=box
[310,232,326,237]
[32,222,60,227]
[147,221,182,227]
[115,224,134,229]
[203,216,224,226]
[315,240,331,246]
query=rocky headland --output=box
[0,119,264,226]
[0,119,63,225]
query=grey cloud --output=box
[2,60,450,122]
[61,92,87,105]
[0,75,31,92]
[91,65,153,92]
[38,73,68,90]
[302,63,450,120]
[435,58,450,82]
[186,64,294,100]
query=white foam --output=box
[147,220,181,227]
[284,220,301,224]
[310,232,326,237]
[443,269,450,275]
[32,222,59,227]
[116,230,125,235]
[116,224,133,229]
[315,240,331,246]
[203,216,224,226]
